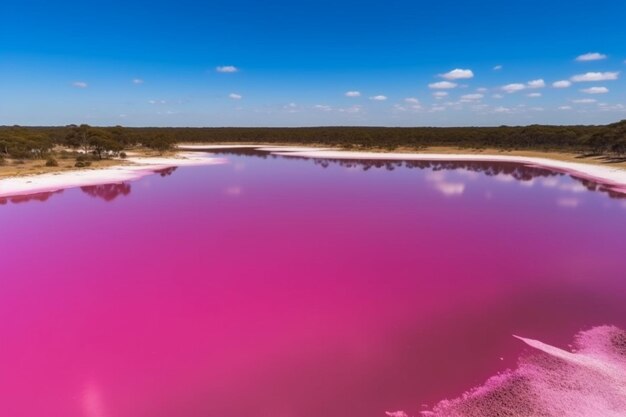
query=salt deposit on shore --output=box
[0,152,224,198]
[420,326,626,417]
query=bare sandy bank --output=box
[0,152,224,198]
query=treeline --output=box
[1,120,625,162]
[0,124,171,164]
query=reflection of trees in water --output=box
[80,183,131,202]
[312,158,559,179]
[186,148,626,200]
[577,178,626,199]
[200,148,558,180]
[0,190,64,205]
[202,148,278,159]
[308,158,626,200]
[154,166,178,177]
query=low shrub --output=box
[45,158,59,167]
[119,151,127,159]
[58,150,74,159]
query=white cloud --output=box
[570,72,619,82]
[573,98,597,103]
[471,103,489,111]
[440,68,474,80]
[476,87,488,92]
[429,81,457,89]
[557,182,588,193]
[502,83,526,93]
[492,93,503,99]
[597,102,626,111]
[432,91,449,99]
[494,106,512,113]
[581,86,609,94]
[436,182,465,196]
[575,52,607,62]
[527,92,542,97]
[314,104,332,111]
[225,186,242,196]
[493,65,503,70]
[148,99,167,104]
[338,105,362,113]
[132,78,144,84]
[345,91,361,97]
[369,95,388,101]
[558,106,572,110]
[501,79,545,93]
[404,97,420,104]
[82,382,106,417]
[527,79,546,89]
[557,197,580,208]
[216,65,238,73]
[552,80,572,88]
[461,93,483,101]
[228,93,242,100]
[426,171,465,196]
[72,81,88,88]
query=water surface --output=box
[1,150,625,417]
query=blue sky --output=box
[1,0,625,127]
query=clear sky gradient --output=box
[2,0,625,126]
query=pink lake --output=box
[1,149,626,417]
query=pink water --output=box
[1,150,626,417]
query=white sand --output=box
[0,152,225,198]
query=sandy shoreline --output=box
[2,145,626,198]
[0,152,225,198]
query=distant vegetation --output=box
[1,121,625,163]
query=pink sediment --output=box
[420,326,626,417]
